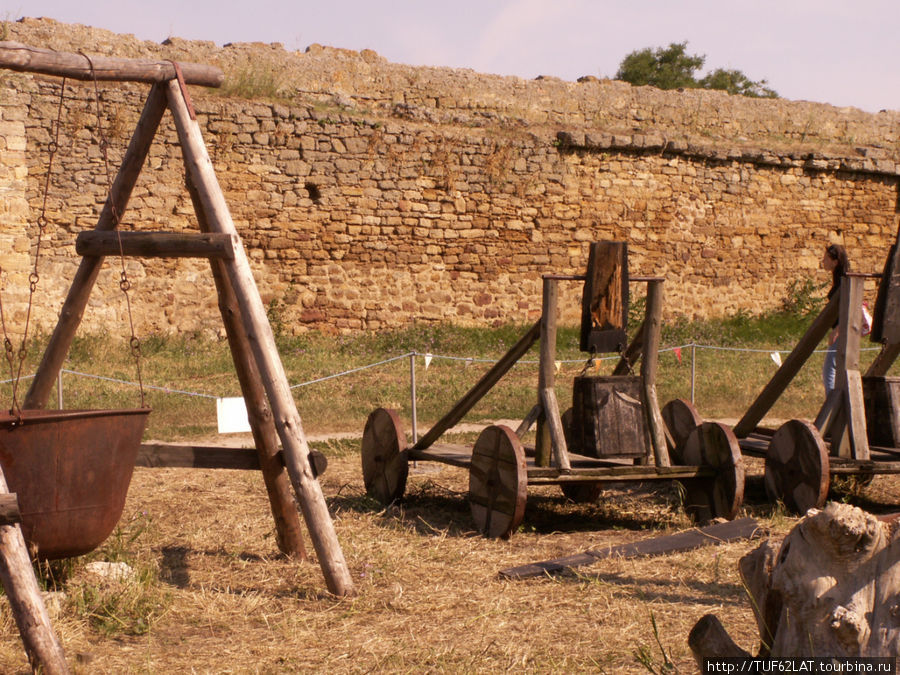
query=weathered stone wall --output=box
[1,17,898,337]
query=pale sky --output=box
[3,0,899,113]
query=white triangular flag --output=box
[424,353,433,369]
[554,361,561,374]
[770,352,782,367]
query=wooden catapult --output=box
[362,241,746,537]
[662,227,900,514]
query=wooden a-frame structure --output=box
[1,42,354,597]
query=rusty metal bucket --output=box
[0,408,150,559]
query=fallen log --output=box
[689,502,900,663]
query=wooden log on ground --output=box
[0,468,69,674]
[689,502,900,663]
[0,41,224,87]
[499,517,761,579]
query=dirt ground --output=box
[0,436,897,674]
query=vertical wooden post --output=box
[830,275,870,460]
[25,83,168,409]
[536,277,570,470]
[186,177,308,560]
[0,469,69,674]
[165,80,354,596]
[641,279,669,467]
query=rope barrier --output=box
[0,342,887,400]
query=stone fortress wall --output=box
[1,17,898,338]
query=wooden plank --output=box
[526,465,713,481]
[166,80,353,597]
[734,293,840,438]
[76,231,237,259]
[0,41,224,87]
[499,517,762,579]
[413,320,541,451]
[409,444,473,468]
[0,466,69,673]
[25,83,169,409]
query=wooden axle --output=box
[76,231,237,259]
[0,41,224,87]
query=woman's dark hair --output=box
[826,243,850,297]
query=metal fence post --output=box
[409,352,418,444]
[57,370,63,410]
[690,343,696,404]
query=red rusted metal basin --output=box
[0,408,150,559]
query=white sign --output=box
[217,397,252,434]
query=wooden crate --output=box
[570,375,648,458]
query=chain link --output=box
[83,53,146,406]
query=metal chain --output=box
[82,54,146,407]
[2,78,67,414]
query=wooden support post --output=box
[641,279,669,467]
[185,176,308,560]
[733,293,840,438]
[165,80,353,596]
[613,320,645,376]
[829,275,870,460]
[25,83,169,409]
[536,277,570,470]
[0,468,69,674]
[412,320,541,451]
[865,342,900,377]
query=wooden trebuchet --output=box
[689,502,900,663]
[0,41,224,87]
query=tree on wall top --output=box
[615,41,778,98]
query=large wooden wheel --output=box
[469,425,528,538]
[559,407,602,502]
[361,408,409,505]
[661,398,703,464]
[764,419,829,515]
[679,422,744,524]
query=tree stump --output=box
[689,502,900,663]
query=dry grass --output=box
[0,428,896,674]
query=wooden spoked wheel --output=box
[765,419,829,515]
[559,407,602,502]
[361,408,409,505]
[469,425,528,538]
[679,422,745,524]
[661,398,703,465]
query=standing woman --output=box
[822,243,850,396]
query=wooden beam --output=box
[75,231,237,259]
[830,276,870,460]
[0,494,20,526]
[0,41,224,87]
[136,443,327,475]
[733,293,840,438]
[166,79,354,597]
[498,517,761,579]
[537,277,570,468]
[25,83,168,409]
[412,320,541,451]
